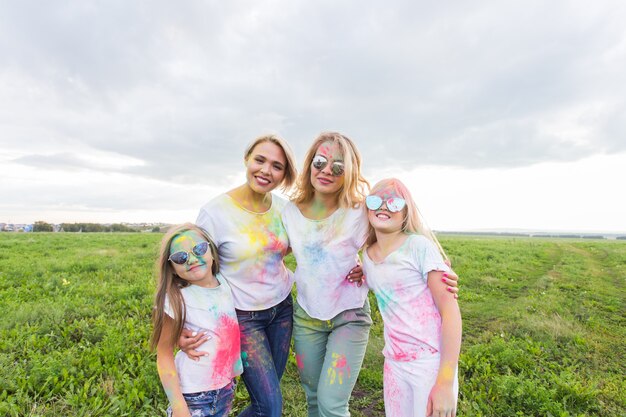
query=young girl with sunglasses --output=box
[361,179,461,417]
[151,223,243,417]
[282,133,459,417]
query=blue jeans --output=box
[236,294,293,417]
[167,379,236,417]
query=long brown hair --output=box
[292,132,369,208]
[150,223,219,351]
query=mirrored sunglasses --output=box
[168,241,210,265]
[311,155,345,177]
[365,195,406,213]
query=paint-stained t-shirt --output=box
[282,202,369,320]
[196,193,293,310]
[164,275,243,392]
[362,234,450,361]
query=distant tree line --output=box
[33,221,137,232]
[437,231,626,240]
[33,221,54,232]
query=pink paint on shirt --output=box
[211,315,242,382]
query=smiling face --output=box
[245,140,287,195]
[310,141,345,195]
[169,230,216,287]
[367,187,406,234]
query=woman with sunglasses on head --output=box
[180,135,298,417]
[151,223,242,417]
[361,179,461,417]
[281,133,459,417]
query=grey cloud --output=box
[13,153,94,171]
[1,0,625,186]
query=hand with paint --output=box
[345,264,365,286]
[179,328,211,360]
[426,380,457,417]
[170,402,192,417]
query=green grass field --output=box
[0,233,624,416]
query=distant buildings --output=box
[0,222,171,233]
[1,223,33,232]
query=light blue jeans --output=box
[293,298,372,417]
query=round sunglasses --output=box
[365,195,407,212]
[311,154,345,177]
[168,241,210,265]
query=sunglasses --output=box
[168,241,210,265]
[365,195,407,212]
[311,155,345,177]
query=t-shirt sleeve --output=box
[415,236,451,282]
[272,194,288,212]
[196,200,221,246]
[280,202,293,233]
[353,206,370,249]
[163,293,174,319]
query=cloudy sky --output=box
[2,1,625,232]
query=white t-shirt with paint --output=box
[196,194,293,311]
[164,275,243,392]
[281,202,369,320]
[362,234,451,361]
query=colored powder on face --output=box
[316,142,343,161]
[373,184,401,201]
[170,231,204,252]
[316,143,332,158]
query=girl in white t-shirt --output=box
[361,179,462,417]
[151,223,243,417]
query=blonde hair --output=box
[293,132,369,208]
[244,134,298,191]
[365,178,447,260]
[150,223,219,351]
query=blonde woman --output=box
[181,135,300,417]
